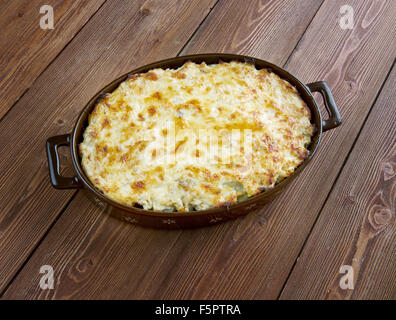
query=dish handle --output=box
[307,81,342,131]
[46,134,82,189]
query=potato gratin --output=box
[79,61,314,212]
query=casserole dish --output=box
[46,53,341,229]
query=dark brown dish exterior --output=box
[46,53,341,229]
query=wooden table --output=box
[0,0,394,300]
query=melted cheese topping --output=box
[79,61,314,212]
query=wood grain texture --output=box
[0,0,218,293]
[3,0,396,300]
[280,64,396,300]
[0,0,106,119]
[1,0,327,299]
[181,0,322,60]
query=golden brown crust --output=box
[80,61,314,212]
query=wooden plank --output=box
[0,0,218,293]
[180,0,322,58]
[1,0,326,299]
[280,64,396,300]
[0,0,106,119]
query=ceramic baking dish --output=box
[46,53,341,228]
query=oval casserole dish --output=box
[46,53,341,229]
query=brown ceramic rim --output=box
[46,53,341,228]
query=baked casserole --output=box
[79,61,314,212]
